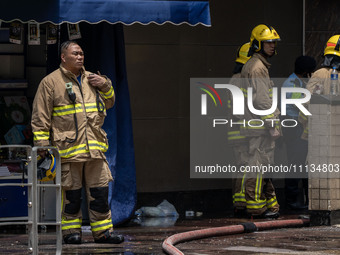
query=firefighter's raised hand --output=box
[88,71,106,89]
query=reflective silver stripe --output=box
[99,86,114,99]
[59,141,108,158]
[59,144,88,158]
[88,140,108,151]
[61,220,82,230]
[246,200,267,209]
[266,197,278,208]
[255,173,262,201]
[33,131,50,140]
[85,103,97,112]
[90,221,113,232]
[261,114,275,120]
[53,104,83,116]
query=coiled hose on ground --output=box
[162,218,310,255]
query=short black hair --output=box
[294,55,316,74]
[60,40,79,54]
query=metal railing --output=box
[0,145,62,255]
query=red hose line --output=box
[162,218,309,255]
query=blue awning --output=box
[0,0,211,26]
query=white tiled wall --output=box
[308,103,340,210]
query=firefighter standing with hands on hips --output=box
[240,24,281,218]
[31,41,124,245]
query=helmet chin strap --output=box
[323,55,340,69]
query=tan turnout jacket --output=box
[239,53,280,136]
[299,67,334,140]
[306,67,332,95]
[31,65,115,162]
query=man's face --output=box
[262,42,276,57]
[61,44,84,73]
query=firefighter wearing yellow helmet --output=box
[324,35,340,57]
[239,24,281,218]
[249,24,281,57]
[228,42,251,217]
[37,150,57,182]
[305,34,340,96]
[236,42,251,65]
[299,35,340,143]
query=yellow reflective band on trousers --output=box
[53,104,83,116]
[33,131,50,141]
[304,127,309,134]
[266,196,278,209]
[62,218,82,230]
[227,131,246,140]
[233,193,246,203]
[58,140,108,158]
[90,219,113,232]
[247,199,267,209]
[255,173,262,201]
[233,173,246,204]
[99,86,114,99]
[246,173,266,210]
[299,111,307,121]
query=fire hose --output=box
[162,218,310,255]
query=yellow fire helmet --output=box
[235,42,251,64]
[250,24,281,53]
[37,151,56,182]
[324,35,340,57]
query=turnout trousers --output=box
[245,136,279,216]
[61,159,114,240]
[232,144,249,209]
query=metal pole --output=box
[31,148,38,255]
[0,145,62,254]
[303,0,306,55]
[52,147,62,255]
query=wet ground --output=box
[1,212,340,254]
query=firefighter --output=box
[300,35,340,141]
[240,24,281,218]
[306,34,340,95]
[281,56,316,210]
[31,41,124,244]
[229,42,251,216]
